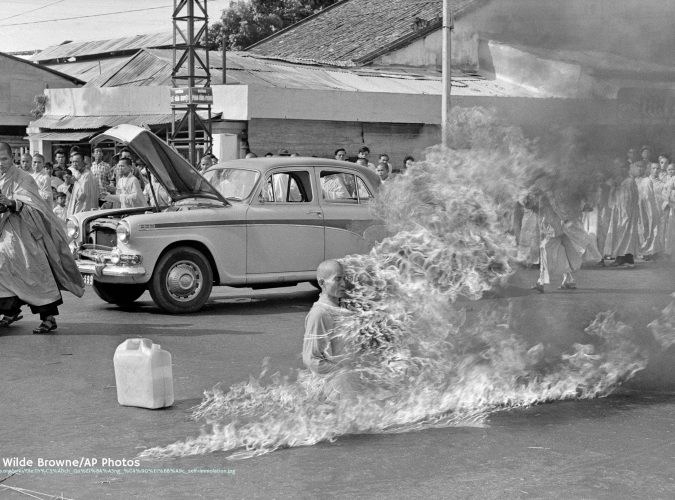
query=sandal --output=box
[559,283,577,290]
[531,283,545,293]
[0,314,23,327]
[33,317,57,334]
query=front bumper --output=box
[76,260,147,283]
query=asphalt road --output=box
[2,265,675,499]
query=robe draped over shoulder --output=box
[0,166,84,305]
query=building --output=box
[27,0,675,164]
[0,51,81,157]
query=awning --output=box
[25,131,97,141]
[30,112,221,130]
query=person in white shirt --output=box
[30,153,52,209]
[103,158,147,209]
[375,162,390,183]
[53,192,67,224]
[143,172,171,207]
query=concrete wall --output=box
[45,86,171,116]
[0,54,78,126]
[247,118,437,167]
[373,20,479,70]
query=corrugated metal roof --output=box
[246,0,488,65]
[25,131,96,141]
[31,32,174,63]
[44,57,131,82]
[31,111,219,131]
[31,114,176,130]
[71,48,539,97]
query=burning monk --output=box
[0,143,84,333]
[302,259,355,400]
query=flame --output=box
[140,108,651,461]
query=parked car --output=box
[67,124,384,313]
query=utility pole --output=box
[170,0,213,167]
[441,0,454,148]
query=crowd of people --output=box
[513,145,675,291]
[11,146,173,225]
[245,146,415,184]
[9,144,415,225]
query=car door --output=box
[317,168,380,258]
[246,167,324,275]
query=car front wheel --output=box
[149,247,213,314]
[92,282,146,305]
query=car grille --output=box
[86,219,118,248]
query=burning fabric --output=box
[140,108,651,461]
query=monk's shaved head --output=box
[0,143,12,155]
[317,259,343,281]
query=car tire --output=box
[149,247,213,314]
[92,282,146,305]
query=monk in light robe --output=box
[0,143,84,334]
[30,153,52,209]
[65,152,99,217]
[603,161,640,267]
[513,191,539,267]
[661,165,675,261]
[636,162,663,259]
[532,187,600,292]
[302,260,356,400]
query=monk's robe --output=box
[636,176,663,256]
[0,165,84,307]
[603,177,640,258]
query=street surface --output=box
[2,264,675,499]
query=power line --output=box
[0,4,173,27]
[0,0,66,22]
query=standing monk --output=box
[635,161,662,260]
[604,159,640,267]
[0,143,84,333]
[65,152,99,216]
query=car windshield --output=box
[203,167,260,200]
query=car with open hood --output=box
[67,124,384,313]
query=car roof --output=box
[211,157,381,186]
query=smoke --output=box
[470,0,675,67]
[139,107,664,461]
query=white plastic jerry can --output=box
[113,338,174,409]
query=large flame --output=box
[140,108,653,461]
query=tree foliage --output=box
[206,0,339,50]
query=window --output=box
[356,176,373,201]
[264,171,312,202]
[320,171,372,204]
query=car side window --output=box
[264,171,312,203]
[320,171,357,203]
[355,176,373,201]
[320,171,374,204]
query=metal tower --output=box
[170,0,213,167]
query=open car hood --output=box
[91,124,227,204]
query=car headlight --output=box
[116,221,130,243]
[66,218,79,240]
